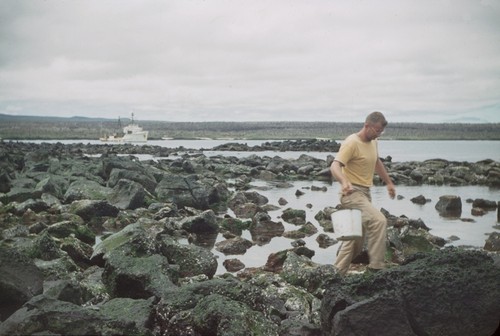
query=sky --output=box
[1,0,499,123]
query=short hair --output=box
[366,111,387,126]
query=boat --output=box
[100,113,148,143]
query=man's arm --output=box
[375,158,396,199]
[330,160,354,196]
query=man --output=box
[330,111,396,275]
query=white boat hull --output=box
[100,131,149,143]
[100,118,149,143]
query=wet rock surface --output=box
[321,249,500,336]
[0,141,499,335]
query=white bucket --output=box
[331,209,362,240]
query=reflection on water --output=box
[210,180,499,274]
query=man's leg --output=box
[333,190,367,274]
[363,205,387,270]
[335,188,387,272]
[334,236,364,275]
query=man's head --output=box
[364,111,387,140]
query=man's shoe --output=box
[365,267,382,274]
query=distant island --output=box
[0,113,499,140]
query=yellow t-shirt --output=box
[334,134,378,187]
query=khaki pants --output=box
[334,186,387,274]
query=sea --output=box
[21,139,500,162]
[17,139,500,274]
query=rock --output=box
[35,175,69,199]
[259,170,278,181]
[215,236,254,255]
[231,202,263,218]
[250,212,285,244]
[0,295,149,335]
[241,190,269,206]
[29,230,66,261]
[320,249,500,336]
[90,222,156,265]
[0,172,12,193]
[1,141,500,335]
[102,251,178,299]
[295,189,305,196]
[281,208,306,225]
[63,179,111,203]
[159,236,218,279]
[11,198,50,215]
[219,216,250,236]
[154,278,286,336]
[60,236,94,268]
[180,209,219,234]
[283,230,306,239]
[223,258,246,272]
[107,168,157,194]
[297,164,315,175]
[281,251,338,292]
[472,198,497,209]
[316,233,337,248]
[399,227,441,256]
[410,194,428,204]
[46,220,95,245]
[78,266,108,305]
[152,203,179,220]
[435,195,462,217]
[266,156,296,174]
[264,250,289,272]
[409,169,424,183]
[68,199,119,221]
[2,223,30,239]
[99,297,155,335]
[228,190,270,218]
[34,255,79,280]
[311,185,327,192]
[102,156,148,179]
[407,218,430,231]
[212,139,340,153]
[0,246,44,321]
[278,197,288,205]
[471,207,487,216]
[0,187,43,204]
[314,207,337,232]
[156,174,229,210]
[285,222,318,239]
[193,294,279,335]
[43,279,84,305]
[484,232,500,251]
[107,179,147,210]
[279,319,322,336]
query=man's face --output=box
[367,122,385,140]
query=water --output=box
[160,139,500,162]
[16,139,500,162]
[13,138,500,274]
[210,181,499,274]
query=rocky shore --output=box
[1,140,499,335]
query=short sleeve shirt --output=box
[335,134,378,187]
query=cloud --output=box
[0,0,499,123]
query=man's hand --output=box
[341,180,354,196]
[387,183,396,199]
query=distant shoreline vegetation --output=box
[0,113,499,141]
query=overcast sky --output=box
[1,0,499,123]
